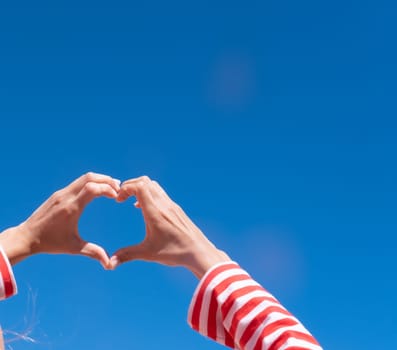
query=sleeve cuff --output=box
[0,245,18,300]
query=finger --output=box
[117,183,155,215]
[79,241,111,270]
[67,172,121,194]
[76,182,119,208]
[109,244,147,269]
[121,175,151,187]
[119,176,163,202]
[117,176,154,207]
[118,176,151,199]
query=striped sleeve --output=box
[0,246,17,300]
[187,262,322,350]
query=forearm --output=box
[188,262,322,350]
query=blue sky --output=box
[1,1,396,349]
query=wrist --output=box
[0,224,36,265]
[184,241,231,280]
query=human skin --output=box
[0,172,120,268]
[110,176,231,279]
[0,173,229,277]
[0,173,120,348]
[1,174,322,350]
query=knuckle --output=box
[51,190,63,204]
[84,182,98,195]
[140,175,151,183]
[135,180,147,192]
[84,172,95,182]
[60,203,77,216]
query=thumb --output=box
[79,241,111,270]
[109,243,147,270]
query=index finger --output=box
[76,182,119,208]
[117,177,156,213]
[66,172,121,194]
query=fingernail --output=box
[114,179,122,187]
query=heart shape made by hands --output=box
[78,193,145,268]
[20,173,213,274]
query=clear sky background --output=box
[0,1,396,349]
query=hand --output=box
[110,176,230,279]
[0,172,120,268]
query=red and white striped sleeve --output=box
[0,245,17,300]
[188,262,322,350]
